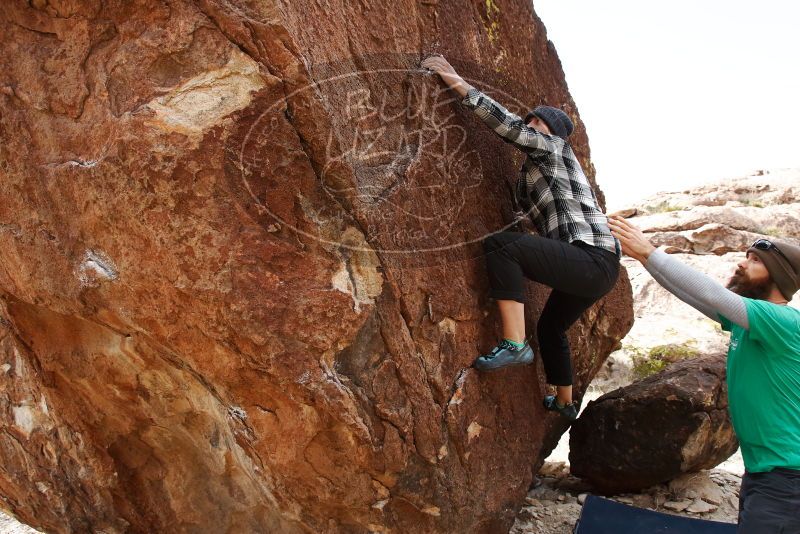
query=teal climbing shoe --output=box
[473,339,534,371]
[543,395,578,421]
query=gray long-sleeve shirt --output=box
[644,249,749,329]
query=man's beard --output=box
[726,270,774,300]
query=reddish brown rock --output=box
[569,355,738,494]
[0,1,632,532]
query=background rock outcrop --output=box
[570,355,738,494]
[621,169,800,256]
[0,1,632,533]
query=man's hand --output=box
[421,55,473,98]
[608,215,656,264]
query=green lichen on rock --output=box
[485,0,500,43]
[630,342,699,379]
[643,200,683,214]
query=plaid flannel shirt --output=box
[462,87,620,256]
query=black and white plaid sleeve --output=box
[461,88,556,156]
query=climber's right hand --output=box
[422,55,457,77]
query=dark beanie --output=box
[747,239,800,301]
[530,106,574,139]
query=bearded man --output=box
[608,215,800,534]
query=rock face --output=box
[570,355,738,494]
[0,1,632,533]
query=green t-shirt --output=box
[721,298,800,473]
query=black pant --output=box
[482,232,619,386]
[738,468,800,533]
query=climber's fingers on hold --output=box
[421,55,451,74]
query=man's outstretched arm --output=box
[608,215,749,329]
[421,55,555,156]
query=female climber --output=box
[421,55,620,421]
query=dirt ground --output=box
[512,462,741,533]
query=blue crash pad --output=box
[574,495,737,533]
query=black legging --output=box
[482,232,620,386]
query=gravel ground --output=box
[512,463,741,533]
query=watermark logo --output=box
[230,55,533,257]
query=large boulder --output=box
[569,355,738,494]
[0,1,632,533]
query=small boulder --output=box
[569,355,738,493]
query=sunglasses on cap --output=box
[751,238,790,264]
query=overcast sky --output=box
[534,0,800,209]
